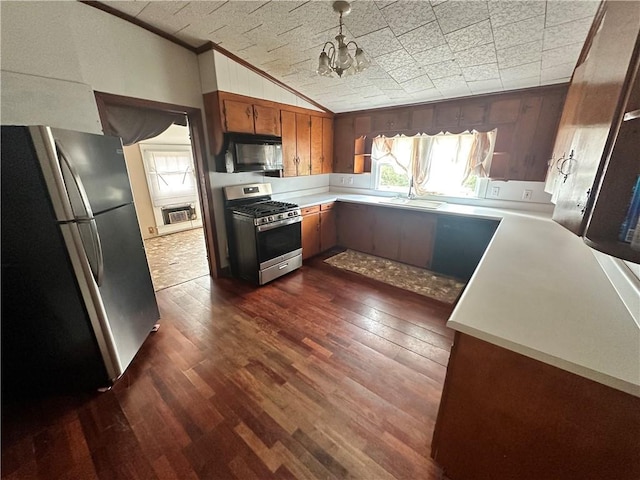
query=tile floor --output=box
[143,227,209,291]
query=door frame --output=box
[94,91,221,278]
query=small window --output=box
[140,145,197,206]
[372,131,495,197]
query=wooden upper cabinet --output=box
[296,113,311,176]
[223,99,255,133]
[334,116,356,173]
[354,116,371,136]
[310,116,324,175]
[411,107,434,132]
[281,110,298,177]
[436,103,487,129]
[507,96,543,180]
[488,98,522,124]
[322,117,334,174]
[223,99,280,136]
[373,110,410,132]
[253,104,280,136]
[549,0,640,236]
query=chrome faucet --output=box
[408,177,416,199]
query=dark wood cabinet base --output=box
[432,332,640,480]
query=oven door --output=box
[256,217,302,269]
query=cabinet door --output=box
[460,103,487,126]
[398,211,437,268]
[354,116,371,136]
[372,207,401,260]
[411,107,434,132]
[525,92,565,181]
[281,110,298,177]
[551,2,639,234]
[296,113,311,176]
[333,116,355,173]
[322,117,334,174]
[488,98,521,124]
[336,203,374,254]
[301,209,321,260]
[320,207,337,251]
[435,105,461,129]
[253,104,280,136]
[373,111,410,132]
[310,116,324,175]
[223,100,255,133]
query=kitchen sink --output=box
[379,198,445,210]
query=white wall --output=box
[198,50,323,112]
[1,1,203,132]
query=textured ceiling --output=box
[102,0,600,113]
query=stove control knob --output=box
[268,216,274,222]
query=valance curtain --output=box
[102,104,188,146]
[372,130,496,196]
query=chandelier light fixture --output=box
[317,1,371,78]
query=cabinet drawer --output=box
[301,205,320,216]
[320,202,335,211]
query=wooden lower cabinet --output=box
[301,206,321,260]
[432,332,640,480]
[336,203,375,254]
[338,203,437,269]
[320,203,336,251]
[398,210,436,268]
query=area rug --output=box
[324,249,466,304]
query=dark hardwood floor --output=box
[1,256,455,479]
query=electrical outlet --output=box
[341,177,346,184]
[348,177,354,185]
[522,189,533,201]
[491,186,500,197]
[148,227,155,234]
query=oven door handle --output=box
[257,215,302,232]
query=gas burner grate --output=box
[233,200,298,217]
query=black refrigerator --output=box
[1,126,160,398]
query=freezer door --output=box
[51,127,134,214]
[94,203,160,374]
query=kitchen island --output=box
[284,190,640,479]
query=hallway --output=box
[143,228,208,290]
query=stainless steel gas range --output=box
[223,183,302,285]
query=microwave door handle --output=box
[56,142,105,286]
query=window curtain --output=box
[102,104,188,146]
[462,130,496,183]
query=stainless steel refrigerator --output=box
[1,126,160,397]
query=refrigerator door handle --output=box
[56,142,105,286]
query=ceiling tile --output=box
[541,42,583,70]
[433,1,489,35]
[496,40,542,69]
[411,89,444,103]
[355,27,403,57]
[488,0,545,28]
[343,1,388,38]
[467,78,503,94]
[541,62,574,83]
[462,63,500,82]
[374,49,416,72]
[445,20,493,53]
[500,61,541,81]
[502,75,540,89]
[454,43,497,68]
[492,15,544,50]
[400,75,435,93]
[545,0,600,28]
[379,1,436,36]
[432,74,468,91]
[101,1,150,17]
[388,62,428,83]
[372,77,404,91]
[397,21,446,55]
[423,60,462,80]
[413,44,455,66]
[543,16,592,51]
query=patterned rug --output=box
[324,249,466,304]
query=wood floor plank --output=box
[2,259,453,479]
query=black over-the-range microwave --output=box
[218,133,283,173]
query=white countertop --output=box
[286,191,640,397]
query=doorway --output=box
[94,91,221,287]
